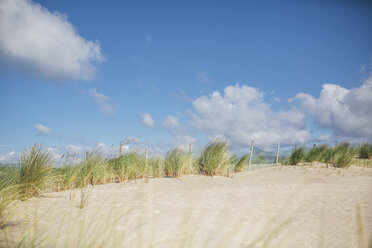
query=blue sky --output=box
[0,0,371,162]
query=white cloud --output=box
[139,112,154,127]
[294,76,372,141]
[161,115,181,130]
[190,83,310,147]
[0,0,104,81]
[88,88,114,115]
[196,70,210,83]
[273,97,281,102]
[0,151,18,163]
[34,123,51,134]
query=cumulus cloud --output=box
[34,123,51,134]
[294,77,372,141]
[161,115,181,130]
[88,89,114,115]
[139,112,154,127]
[0,0,104,81]
[190,83,310,147]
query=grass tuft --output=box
[358,143,372,159]
[197,141,230,176]
[164,148,190,177]
[288,147,305,165]
[330,143,355,168]
[18,144,53,200]
[110,152,146,182]
[232,154,248,172]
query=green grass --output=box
[197,141,231,176]
[287,147,306,165]
[164,148,190,177]
[284,143,357,168]
[109,151,146,182]
[0,141,370,228]
[232,154,248,172]
[330,143,356,168]
[75,153,113,187]
[18,144,54,200]
[0,166,20,228]
[358,143,372,159]
[305,145,328,162]
[148,156,164,177]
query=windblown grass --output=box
[330,143,356,168]
[286,143,357,168]
[110,152,146,182]
[287,147,306,165]
[148,156,164,178]
[232,154,248,172]
[358,143,372,159]
[0,166,20,228]
[305,145,328,162]
[53,165,78,191]
[75,152,114,187]
[197,141,230,176]
[164,148,190,177]
[18,144,54,200]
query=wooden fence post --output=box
[85,151,89,160]
[276,144,280,166]
[119,143,123,156]
[189,143,193,156]
[249,140,254,170]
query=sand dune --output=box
[1,165,372,247]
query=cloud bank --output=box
[0,0,104,81]
[295,76,372,142]
[190,84,310,147]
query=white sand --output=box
[1,165,372,247]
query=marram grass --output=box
[164,148,190,177]
[18,144,54,200]
[197,141,231,176]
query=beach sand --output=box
[1,165,372,247]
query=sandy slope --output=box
[1,165,372,247]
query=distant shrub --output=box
[18,144,53,200]
[288,147,305,165]
[197,141,230,176]
[164,148,190,177]
[358,143,372,159]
